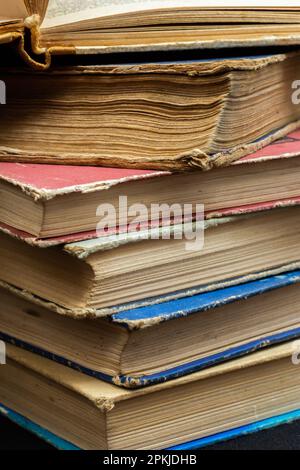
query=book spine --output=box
[18,15,75,70]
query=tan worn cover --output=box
[4,341,296,410]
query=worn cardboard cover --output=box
[0,337,297,449]
[3,340,296,408]
[1,129,300,247]
[1,260,300,321]
[1,128,300,201]
[1,271,300,388]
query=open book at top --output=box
[45,1,297,27]
[3,1,300,26]
[2,1,300,69]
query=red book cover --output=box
[1,129,300,246]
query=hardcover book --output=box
[2,403,300,450]
[0,271,299,388]
[1,131,300,243]
[0,341,299,449]
[1,53,300,169]
[0,206,299,314]
[2,3,300,68]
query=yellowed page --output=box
[43,0,183,27]
[42,1,300,29]
[0,0,28,20]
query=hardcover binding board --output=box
[1,270,300,387]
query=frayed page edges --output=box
[1,120,300,171]
[0,262,300,320]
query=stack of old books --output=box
[0,2,300,450]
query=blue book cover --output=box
[1,270,300,388]
[1,403,300,451]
